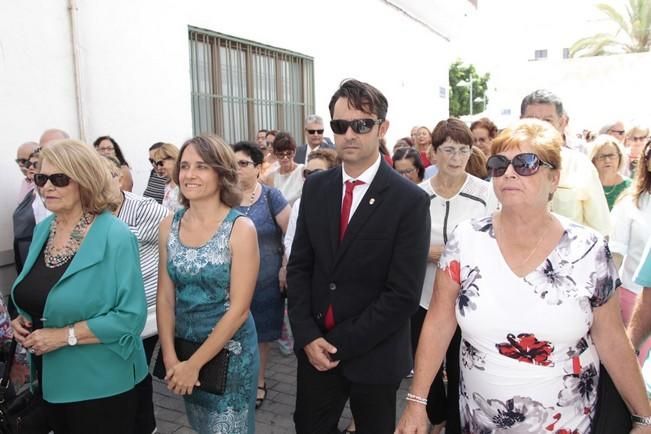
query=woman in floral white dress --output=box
[397,119,651,434]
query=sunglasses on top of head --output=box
[330,118,383,135]
[33,173,72,188]
[486,153,555,178]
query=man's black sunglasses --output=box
[33,173,72,188]
[486,153,555,178]
[306,129,324,135]
[330,119,383,135]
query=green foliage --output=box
[449,60,490,117]
[570,0,651,57]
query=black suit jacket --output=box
[294,142,335,164]
[287,160,430,384]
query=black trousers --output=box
[135,335,159,434]
[294,350,400,434]
[47,384,139,434]
[410,306,462,433]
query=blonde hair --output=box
[174,135,242,208]
[491,118,562,171]
[153,143,180,161]
[40,139,119,213]
[589,134,625,171]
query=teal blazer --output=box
[12,211,148,403]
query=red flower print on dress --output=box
[447,260,461,284]
[496,333,554,366]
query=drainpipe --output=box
[67,0,86,142]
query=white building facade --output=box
[0,0,474,289]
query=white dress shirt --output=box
[341,154,382,224]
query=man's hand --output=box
[304,337,339,371]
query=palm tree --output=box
[570,0,651,57]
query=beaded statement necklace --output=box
[44,212,94,268]
[242,183,259,216]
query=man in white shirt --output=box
[520,90,611,235]
[294,114,334,164]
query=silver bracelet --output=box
[405,392,428,406]
[632,414,651,426]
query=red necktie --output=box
[339,180,364,241]
[325,179,365,331]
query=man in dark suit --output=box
[294,114,335,164]
[287,79,430,434]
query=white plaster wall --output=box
[0,0,452,260]
[486,52,651,133]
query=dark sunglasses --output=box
[24,160,39,170]
[155,157,173,167]
[486,153,555,177]
[33,173,72,187]
[330,118,383,135]
[15,158,29,166]
[306,129,324,135]
[303,168,323,178]
[237,160,256,168]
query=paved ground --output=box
[153,345,412,434]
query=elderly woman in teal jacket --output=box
[11,140,147,434]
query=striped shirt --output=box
[142,170,166,204]
[117,191,169,308]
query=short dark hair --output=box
[232,141,264,165]
[257,129,268,135]
[149,142,165,151]
[272,132,297,153]
[431,118,474,150]
[328,79,388,120]
[520,89,564,117]
[470,117,498,138]
[93,135,130,167]
[392,147,425,181]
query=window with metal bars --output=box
[189,27,315,144]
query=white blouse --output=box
[272,164,304,206]
[610,192,651,294]
[418,174,498,309]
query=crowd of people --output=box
[6,79,651,434]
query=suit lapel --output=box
[57,212,109,283]
[325,167,343,259]
[333,162,391,268]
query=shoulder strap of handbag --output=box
[0,339,18,401]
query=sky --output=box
[450,0,621,73]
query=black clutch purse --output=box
[174,338,230,395]
[591,363,631,434]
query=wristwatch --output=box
[632,414,651,425]
[67,325,78,346]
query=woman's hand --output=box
[279,266,287,292]
[11,316,31,345]
[395,402,429,434]
[165,360,201,395]
[23,328,67,356]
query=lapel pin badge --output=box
[369,198,375,205]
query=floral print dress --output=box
[167,208,259,434]
[438,214,619,434]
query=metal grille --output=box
[189,27,315,144]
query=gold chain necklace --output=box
[497,213,552,271]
